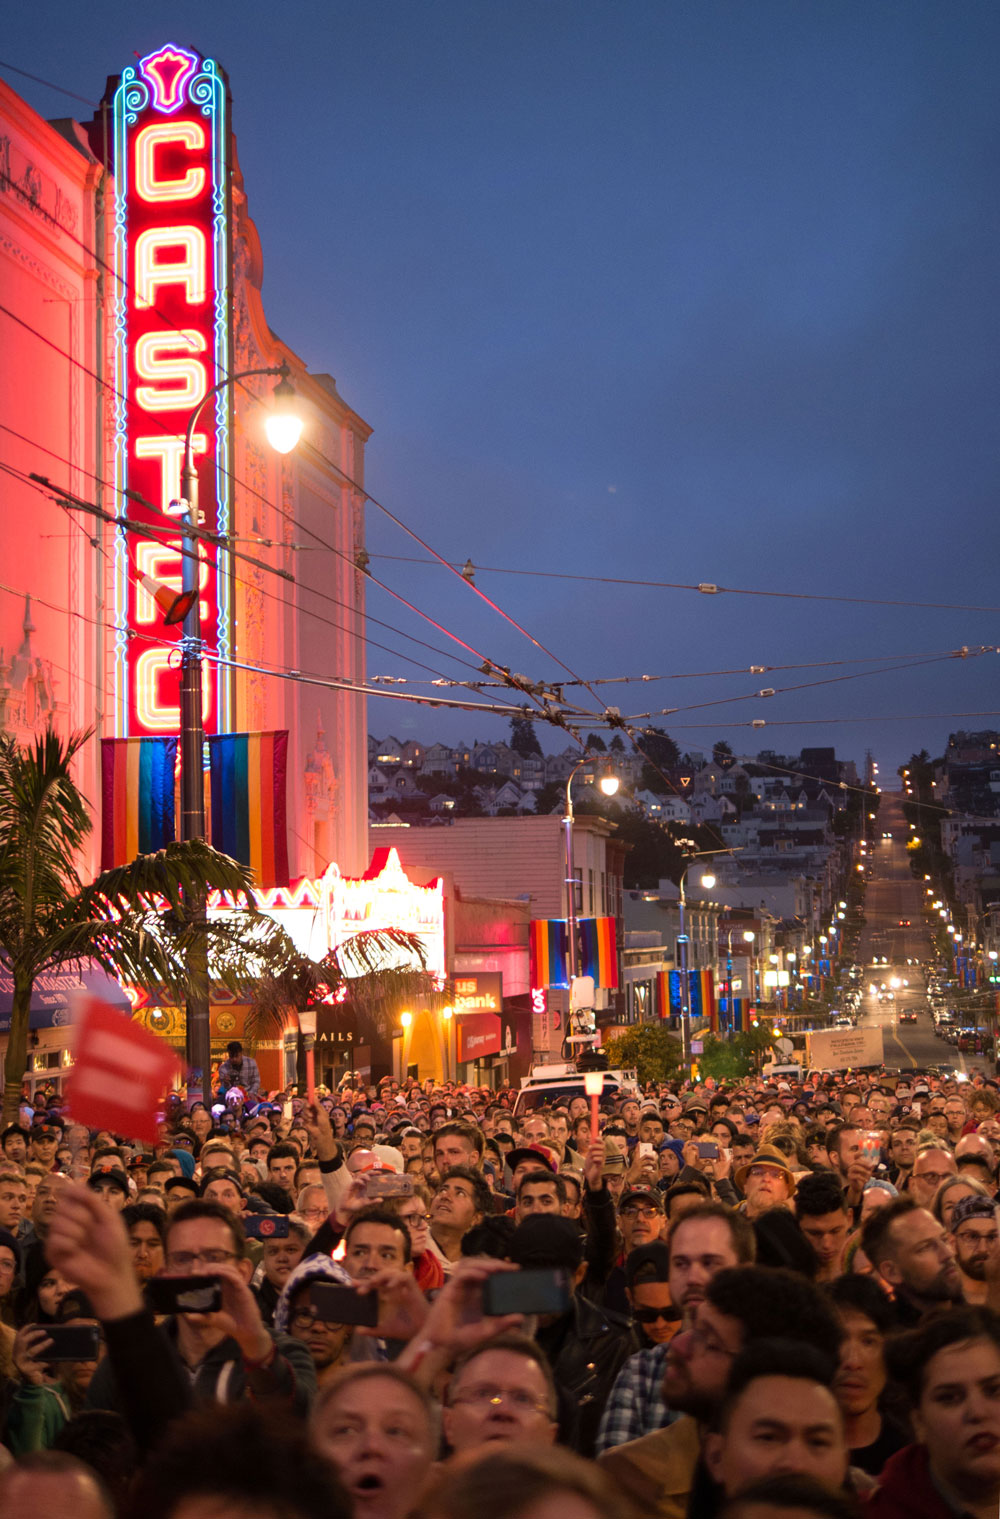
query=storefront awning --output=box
[0,961,130,1033]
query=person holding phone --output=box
[274,1257,360,1386]
[509,1213,636,1457]
[46,1187,316,1449]
[6,1289,104,1453]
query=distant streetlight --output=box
[563,757,619,1000]
[677,854,717,1069]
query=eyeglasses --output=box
[289,1307,337,1330]
[400,1212,431,1227]
[621,1205,660,1220]
[164,1249,238,1270]
[450,1384,550,1415]
[955,1228,999,1246]
[634,1306,681,1324]
[746,1165,786,1180]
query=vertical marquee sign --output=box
[103,44,233,737]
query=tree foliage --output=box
[638,727,681,795]
[604,1022,682,1085]
[0,727,306,1122]
[509,716,542,758]
[712,740,734,768]
[696,1029,774,1080]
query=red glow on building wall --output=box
[104,44,233,737]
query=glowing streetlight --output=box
[263,370,305,454]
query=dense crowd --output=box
[2,1040,1000,1519]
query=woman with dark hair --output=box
[869,1305,1000,1517]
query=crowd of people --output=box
[1,1041,1000,1518]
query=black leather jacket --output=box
[538,1290,638,1457]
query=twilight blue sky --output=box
[5,1,999,780]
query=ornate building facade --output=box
[0,52,370,882]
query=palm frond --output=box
[0,728,93,941]
[243,928,429,1046]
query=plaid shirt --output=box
[595,1341,678,1454]
[216,1054,261,1096]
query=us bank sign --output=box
[105,43,234,737]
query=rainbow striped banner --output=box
[657,970,672,1020]
[699,968,718,1032]
[208,731,289,888]
[529,919,569,989]
[580,917,618,989]
[101,737,177,869]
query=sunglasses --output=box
[633,1306,681,1324]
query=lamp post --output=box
[178,364,303,1102]
[563,757,619,990]
[724,927,756,1035]
[678,855,716,1072]
[442,1005,453,1083]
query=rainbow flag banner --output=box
[579,917,618,989]
[101,737,177,869]
[529,919,569,989]
[657,970,672,1020]
[208,731,289,888]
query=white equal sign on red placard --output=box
[65,996,179,1144]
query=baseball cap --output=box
[619,1183,665,1212]
[508,1213,584,1271]
[624,1241,671,1288]
[949,1193,998,1234]
[506,1145,557,1175]
[87,1170,129,1197]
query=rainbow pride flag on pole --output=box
[208,731,289,888]
[101,737,177,868]
[529,919,569,989]
[580,916,619,988]
[699,968,718,1031]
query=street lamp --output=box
[563,757,619,993]
[723,926,756,1035]
[677,856,716,1071]
[179,363,303,1101]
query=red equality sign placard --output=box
[66,996,178,1143]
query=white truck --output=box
[804,1025,885,1072]
[513,1061,640,1119]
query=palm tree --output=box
[0,726,302,1123]
[245,934,442,1089]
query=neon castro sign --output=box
[105,43,233,736]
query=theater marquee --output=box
[105,43,234,737]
